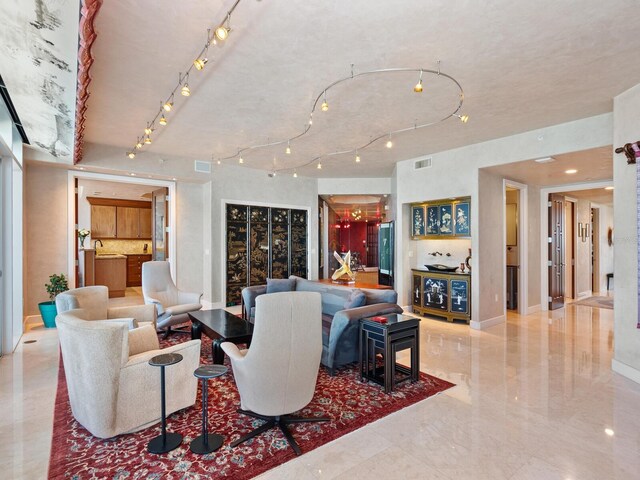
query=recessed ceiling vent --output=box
[194,160,212,173]
[415,157,432,169]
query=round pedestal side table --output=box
[190,364,228,454]
[147,353,184,454]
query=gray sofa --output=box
[241,275,403,375]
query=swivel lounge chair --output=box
[56,310,200,438]
[142,261,203,337]
[221,291,329,455]
[56,285,156,329]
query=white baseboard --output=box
[401,305,411,313]
[24,315,43,329]
[202,300,224,310]
[527,304,541,315]
[578,290,592,298]
[470,314,506,330]
[612,359,640,385]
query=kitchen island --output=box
[95,254,127,297]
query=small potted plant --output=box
[78,228,90,248]
[38,273,69,328]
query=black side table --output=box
[148,353,184,454]
[190,364,228,454]
[359,314,421,393]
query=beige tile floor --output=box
[2,299,639,479]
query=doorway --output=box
[67,170,176,292]
[591,207,600,293]
[564,199,576,300]
[503,181,528,315]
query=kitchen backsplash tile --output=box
[96,239,150,255]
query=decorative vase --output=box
[79,236,86,248]
[38,301,58,328]
[465,248,472,272]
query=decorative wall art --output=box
[423,276,448,311]
[450,279,469,314]
[454,202,470,236]
[426,206,439,235]
[411,206,426,237]
[411,197,471,239]
[225,204,308,305]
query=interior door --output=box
[548,193,565,309]
[152,188,169,261]
[366,223,379,267]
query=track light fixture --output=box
[181,74,191,96]
[317,161,322,169]
[414,69,423,93]
[455,114,469,123]
[386,134,393,149]
[215,14,231,41]
[355,150,361,163]
[159,114,167,126]
[144,123,153,135]
[144,135,152,144]
[239,156,244,164]
[127,151,135,159]
[135,138,143,149]
[321,91,329,112]
[217,159,221,165]
[293,171,298,178]
[194,57,208,70]
[285,141,291,155]
[163,94,174,112]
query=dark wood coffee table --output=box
[188,309,253,364]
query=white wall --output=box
[612,83,640,384]
[597,204,614,293]
[317,177,391,195]
[394,114,612,328]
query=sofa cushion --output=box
[361,287,398,305]
[266,278,296,294]
[321,313,333,337]
[344,289,366,310]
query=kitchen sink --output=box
[424,264,459,273]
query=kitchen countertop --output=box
[95,254,127,259]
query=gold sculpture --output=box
[332,251,356,283]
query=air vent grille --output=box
[415,157,432,169]
[194,160,211,173]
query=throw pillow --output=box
[266,277,296,294]
[344,289,366,310]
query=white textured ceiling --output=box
[483,146,613,186]
[561,188,613,206]
[55,0,640,175]
[321,194,388,220]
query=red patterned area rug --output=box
[48,335,454,479]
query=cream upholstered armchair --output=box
[221,291,328,455]
[142,261,203,336]
[56,285,156,329]
[56,309,201,439]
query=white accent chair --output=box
[142,261,203,337]
[56,310,201,438]
[221,291,329,455]
[56,285,156,329]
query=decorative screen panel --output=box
[290,209,308,278]
[226,204,248,306]
[270,208,289,279]
[249,206,269,286]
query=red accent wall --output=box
[339,221,367,264]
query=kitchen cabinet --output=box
[411,269,471,324]
[91,205,117,238]
[139,209,152,238]
[126,254,152,287]
[87,197,152,239]
[116,207,139,238]
[95,255,127,298]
